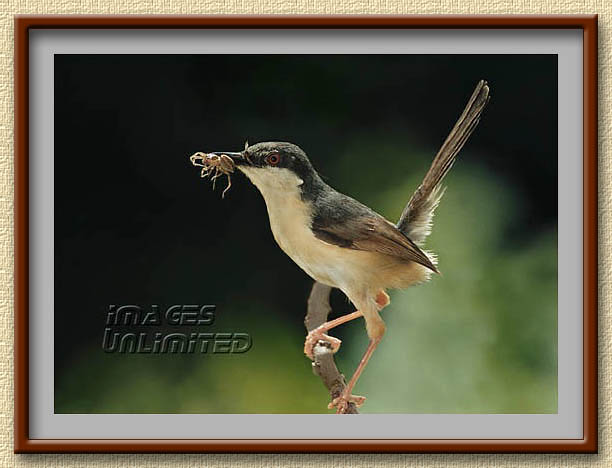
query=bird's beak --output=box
[209,151,248,166]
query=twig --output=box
[304,282,359,414]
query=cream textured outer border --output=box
[1,3,607,466]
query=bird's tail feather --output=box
[396,80,490,244]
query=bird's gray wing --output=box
[312,197,438,273]
[396,80,490,244]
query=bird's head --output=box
[210,141,322,198]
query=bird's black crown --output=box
[244,141,309,170]
[242,141,328,201]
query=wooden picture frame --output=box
[14,15,598,453]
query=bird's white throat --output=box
[237,166,309,248]
[238,166,304,197]
[237,166,309,249]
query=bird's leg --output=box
[328,336,382,413]
[304,310,363,360]
[329,290,390,414]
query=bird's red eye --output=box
[266,153,280,166]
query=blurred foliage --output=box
[54,54,557,414]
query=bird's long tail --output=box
[396,80,490,244]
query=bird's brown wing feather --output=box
[312,214,438,273]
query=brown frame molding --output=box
[14,14,598,454]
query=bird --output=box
[201,80,490,413]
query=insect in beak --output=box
[189,152,238,198]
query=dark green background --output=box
[55,55,557,413]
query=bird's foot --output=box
[304,326,342,360]
[328,392,366,414]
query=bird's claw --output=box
[304,327,342,360]
[328,393,366,414]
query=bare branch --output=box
[305,282,359,414]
